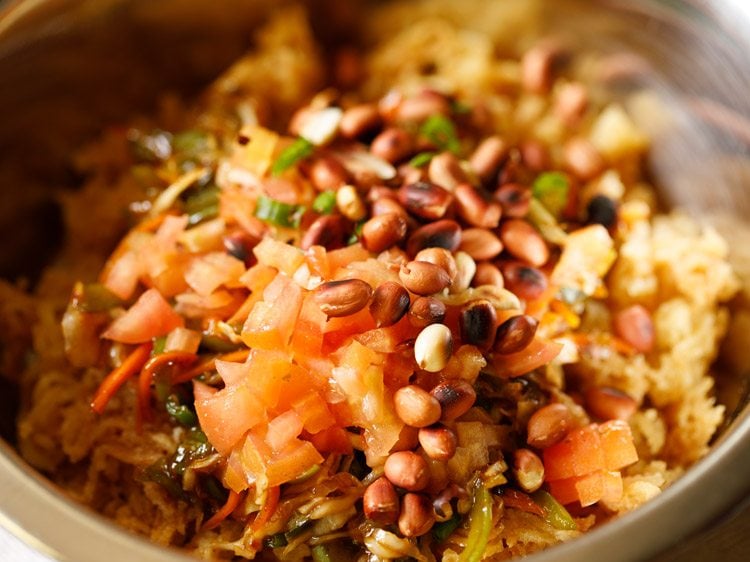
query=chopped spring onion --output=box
[311,545,334,562]
[532,171,570,218]
[71,282,123,313]
[312,190,337,214]
[532,490,577,531]
[271,137,314,176]
[264,533,288,549]
[254,195,299,227]
[432,512,462,542]
[420,115,461,154]
[458,481,493,562]
[152,336,167,356]
[409,151,436,168]
[165,394,198,427]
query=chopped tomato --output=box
[326,244,370,275]
[291,392,336,434]
[215,358,251,387]
[253,237,305,276]
[101,288,184,344]
[354,315,416,354]
[492,337,563,378]
[599,419,639,470]
[101,250,141,300]
[290,295,327,360]
[543,424,605,481]
[194,381,266,455]
[305,245,330,280]
[184,252,246,296]
[266,439,324,487]
[266,410,304,453]
[310,425,353,454]
[242,274,303,350]
[547,470,605,507]
[164,327,202,354]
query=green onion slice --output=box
[532,171,570,217]
[271,137,314,176]
[254,195,298,227]
[420,115,461,154]
[409,151,436,168]
[312,190,337,214]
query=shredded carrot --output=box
[502,488,545,517]
[137,351,198,429]
[91,343,153,414]
[202,489,246,531]
[171,348,251,385]
[250,486,281,544]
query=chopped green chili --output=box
[271,137,314,176]
[312,190,337,214]
[433,512,462,542]
[532,171,570,218]
[420,115,461,154]
[458,481,493,562]
[532,490,577,531]
[254,195,298,227]
[264,533,288,549]
[311,545,334,562]
[165,394,198,427]
[409,151,436,168]
[71,283,123,313]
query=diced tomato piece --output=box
[222,448,248,493]
[215,358,251,387]
[326,244,370,275]
[355,315,416,354]
[323,307,377,353]
[305,245,330,281]
[194,381,266,455]
[101,288,184,344]
[164,327,202,354]
[292,392,336,434]
[253,237,305,276]
[310,425,352,454]
[102,250,141,300]
[492,337,563,378]
[548,470,604,507]
[148,252,191,297]
[600,470,624,505]
[184,252,246,296]
[265,439,324,487]
[241,274,303,350]
[243,349,295,408]
[598,420,639,471]
[543,424,604,481]
[266,410,304,453]
[290,295,327,360]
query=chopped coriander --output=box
[532,171,570,217]
[420,115,461,154]
[409,151,436,168]
[312,191,337,214]
[271,137,314,176]
[254,195,298,227]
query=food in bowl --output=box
[1,2,740,560]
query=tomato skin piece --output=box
[265,439,324,487]
[492,337,563,378]
[290,295,327,360]
[548,470,604,507]
[266,410,304,453]
[599,419,639,471]
[543,424,604,481]
[101,288,184,344]
[310,425,353,454]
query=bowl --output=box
[0,1,749,561]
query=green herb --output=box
[312,190,337,214]
[72,283,123,313]
[169,428,213,476]
[532,490,577,531]
[420,115,461,154]
[433,512,462,542]
[458,481,493,562]
[165,394,198,427]
[254,195,299,227]
[264,533,288,549]
[532,172,570,218]
[311,545,333,562]
[271,137,314,176]
[409,151,436,168]
[151,336,167,356]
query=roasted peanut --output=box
[371,127,414,163]
[521,41,565,94]
[472,262,504,288]
[554,81,589,125]
[394,385,442,428]
[399,261,452,295]
[418,425,458,461]
[500,219,549,267]
[363,477,400,525]
[307,155,350,191]
[613,304,655,353]
[414,323,453,373]
[585,386,638,421]
[314,279,373,317]
[431,380,476,421]
[526,403,574,449]
[454,183,502,228]
[501,261,548,301]
[361,213,408,253]
[391,425,420,452]
[409,296,447,328]
[301,214,347,250]
[406,219,462,256]
[520,139,550,172]
[494,314,538,354]
[495,183,531,218]
[513,449,545,493]
[371,196,408,218]
[459,299,498,350]
[398,493,436,537]
[451,251,477,293]
[384,451,430,491]
[428,151,468,192]
[336,185,367,221]
[370,281,410,328]
[414,248,458,285]
[223,230,260,266]
[396,91,451,122]
[459,228,504,261]
[398,181,453,220]
[469,135,508,184]
[340,103,382,139]
[563,137,605,181]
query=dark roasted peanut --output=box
[554,81,589,125]
[613,304,655,353]
[585,386,638,421]
[418,425,458,461]
[454,183,502,228]
[470,135,508,184]
[521,41,565,94]
[396,91,451,122]
[520,139,550,172]
[526,403,574,449]
[459,299,498,350]
[414,248,458,284]
[361,213,408,253]
[399,493,436,538]
[301,214,347,250]
[406,219,462,256]
[371,196,408,218]
[314,279,373,317]
[501,262,549,301]
[223,230,260,266]
[384,451,430,491]
[370,127,414,163]
[459,228,504,261]
[397,162,427,185]
[398,181,453,220]
[394,385,442,428]
[495,183,531,218]
[428,152,468,192]
[500,220,550,267]
[307,155,350,191]
[409,296,447,328]
[340,103,382,139]
[363,477,400,525]
[513,449,545,493]
[370,281,410,327]
[472,262,504,288]
[564,137,605,181]
[431,380,476,421]
[414,323,453,372]
[494,314,539,354]
[399,261,452,296]
[587,195,618,229]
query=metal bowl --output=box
[1,1,748,561]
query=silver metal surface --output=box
[0,1,748,561]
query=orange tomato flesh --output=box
[101,288,184,344]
